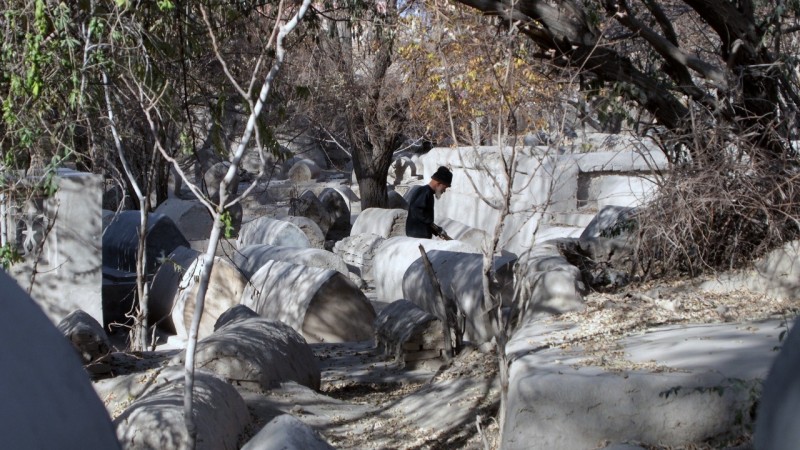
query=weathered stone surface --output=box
[579,173,659,210]
[147,245,198,333]
[755,319,800,450]
[288,161,312,183]
[102,211,189,274]
[415,146,666,255]
[375,300,444,369]
[387,157,419,186]
[437,217,490,251]
[57,309,111,364]
[402,250,516,344]
[350,208,408,238]
[9,170,105,326]
[172,256,247,342]
[291,190,332,236]
[203,161,240,203]
[332,233,385,282]
[286,158,321,183]
[241,260,375,343]
[278,215,326,249]
[237,216,311,249]
[170,317,321,391]
[386,190,408,210]
[698,240,800,302]
[502,320,775,449]
[112,367,248,450]
[318,187,351,241]
[148,246,247,340]
[0,270,120,450]
[372,237,480,303]
[234,244,349,278]
[241,414,335,450]
[330,186,360,216]
[214,304,259,331]
[580,205,637,239]
[153,198,214,241]
[515,240,586,321]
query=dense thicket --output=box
[451,0,800,273]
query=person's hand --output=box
[431,223,443,236]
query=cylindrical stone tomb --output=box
[350,207,408,238]
[102,210,189,275]
[149,246,247,340]
[234,244,349,278]
[237,216,311,249]
[372,236,480,303]
[402,250,517,344]
[241,260,376,343]
[276,215,325,249]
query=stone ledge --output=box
[502,318,785,449]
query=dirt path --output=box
[239,341,501,449]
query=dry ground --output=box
[98,274,797,450]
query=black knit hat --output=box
[431,166,453,186]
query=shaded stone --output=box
[514,240,587,321]
[755,319,800,450]
[351,208,408,238]
[9,170,105,326]
[57,309,111,364]
[148,246,247,340]
[291,190,332,236]
[386,190,408,210]
[153,198,214,241]
[241,414,335,450]
[241,260,375,343]
[172,317,321,391]
[387,157,419,186]
[237,216,311,249]
[318,187,351,241]
[112,367,248,450]
[102,211,189,275]
[203,161,240,203]
[372,237,480,303]
[214,304,260,331]
[278,215,326,249]
[438,217,490,251]
[332,233,386,282]
[402,250,516,344]
[0,270,120,450]
[287,161,313,183]
[502,320,774,449]
[286,158,321,183]
[375,300,445,369]
[147,245,199,334]
[580,205,637,239]
[233,244,349,279]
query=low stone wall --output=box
[415,143,667,255]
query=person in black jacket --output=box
[405,166,452,239]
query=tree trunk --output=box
[355,161,389,209]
